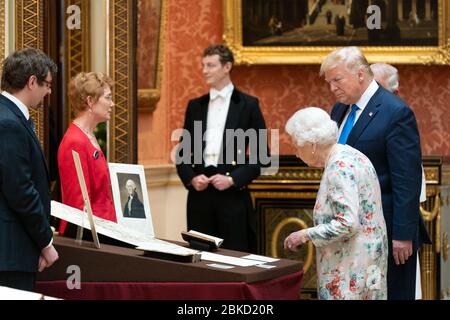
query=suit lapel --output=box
[223,89,242,149]
[20,117,42,149]
[346,88,382,146]
[0,95,50,182]
[198,95,209,154]
[334,104,350,127]
[21,116,50,183]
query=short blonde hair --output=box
[285,107,338,147]
[68,72,113,116]
[320,46,373,77]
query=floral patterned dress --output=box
[307,144,388,300]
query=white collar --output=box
[1,91,30,120]
[354,79,379,110]
[209,83,234,100]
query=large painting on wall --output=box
[223,0,450,64]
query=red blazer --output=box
[58,123,117,234]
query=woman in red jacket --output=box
[58,72,117,236]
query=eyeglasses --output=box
[41,79,52,89]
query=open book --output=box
[181,230,223,251]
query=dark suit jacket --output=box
[123,192,146,218]
[330,85,431,248]
[176,88,268,188]
[0,94,53,273]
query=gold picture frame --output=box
[223,0,450,65]
[137,0,167,113]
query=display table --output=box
[36,236,303,300]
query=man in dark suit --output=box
[321,46,431,299]
[176,44,268,253]
[0,48,59,291]
[371,62,428,299]
[123,179,146,219]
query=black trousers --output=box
[0,271,36,292]
[187,185,256,253]
[387,249,418,300]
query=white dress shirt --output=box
[204,83,234,167]
[338,80,379,137]
[2,91,30,120]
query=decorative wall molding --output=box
[144,164,182,188]
[0,0,5,60]
[137,0,167,113]
[64,0,90,125]
[15,0,45,145]
[109,0,136,164]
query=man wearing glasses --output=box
[0,48,59,292]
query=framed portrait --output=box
[223,0,450,64]
[109,163,155,237]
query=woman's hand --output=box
[284,229,310,252]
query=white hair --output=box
[370,63,399,92]
[125,179,137,189]
[320,46,373,77]
[285,107,338,147]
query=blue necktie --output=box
[338,104,359,144]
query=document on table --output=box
[206,263,235,270]
[240,254,280,263]
[200,252,263,267]
[51,201,198,258]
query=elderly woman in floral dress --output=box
[284,107,388,300]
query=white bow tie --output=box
[210,89,227,100]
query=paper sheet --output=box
[240,254,280,263]
[206,263,235,270]
[201,252,263,267]
[51,201,198,257]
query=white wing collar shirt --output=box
[337,79,379,137]
[204,83,234,167]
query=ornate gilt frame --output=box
[109,0,137,164]
[64,0,90,127]
[0,0,4,61]
[223,0,450,65]
[137,0,167,113]
[15,0,45,144]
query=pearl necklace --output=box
[72,121,98,147]
[73,122,96,139]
